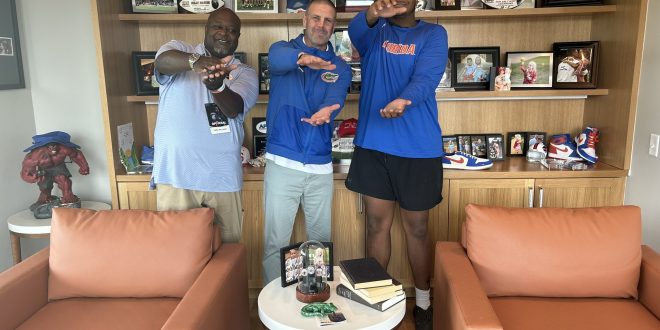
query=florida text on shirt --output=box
[382,40,416,56]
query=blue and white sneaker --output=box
[576,126,599,164]
[442,152,493,170]
[548,134,582,161]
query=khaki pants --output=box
[157,184,243,243]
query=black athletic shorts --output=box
[345,146,444,211]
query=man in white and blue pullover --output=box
[262,0,351,284]
[345,0,448,328]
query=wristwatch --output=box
[188,53,201,71]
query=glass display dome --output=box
[296,240,331,303]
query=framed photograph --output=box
[457,135,472,155]
[132,0,178,13]
[437,58,452,89]
[553,41,599,88]
[487,134,505,161]
[287,0,310,12]
[442,135,458,154]
[132,51,159,96]
[280,241,334,287]
[0,0,24,90]
[435,0,460,10]
[235,0,278,13]
[470,135,487,158]
[253,135,267,158]
[450,47,500,90]
[527,132,546,148]
[331,29,360,64]
[258,53,270,94]
[507,132,527,156]
[539,0,602,7]
[460,0,483,9]
[506,51,553,88]
[490,67,511,91]
[233,51,247,64]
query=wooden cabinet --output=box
[533,177,625,208]
[117,181,156,210]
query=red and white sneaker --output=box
[548,134,582,161]
[442,152,493,170]
[576,126,599,164]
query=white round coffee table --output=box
[6,201,111,264]
[258,266,406,330]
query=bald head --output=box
[205,8,241,58]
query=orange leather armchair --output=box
[434,205,660,330]
[0,208,249,330]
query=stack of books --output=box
[336,257,405,312]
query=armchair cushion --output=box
[48,208,214,300]
[465,204,641,298]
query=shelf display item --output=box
[481,0,525,9]
[295,241,332,303]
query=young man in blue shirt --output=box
[346,0,448,328]
[262,0,351,284]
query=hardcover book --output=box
[339,273,403,304]
[338,257,393,289]
[336,284,405,312]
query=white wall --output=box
[625,0,660,251]
[0,0,110,272]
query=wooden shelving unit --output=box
[118,5,616,23]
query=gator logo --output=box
[321,72,339,83]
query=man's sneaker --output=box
[547,134,582,161]
[526,142,547,163]
[413,306,433,330]
[442,151,493,170]
[576,126,600,163]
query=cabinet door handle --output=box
[358,193,364,214]
[539,187,544,208]
[528,187,534,208]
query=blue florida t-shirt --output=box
[348,11,448,158]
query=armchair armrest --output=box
[639,245,660,319]
[163,243,249,330]
[0,248,49,330]
[434,242,503,330]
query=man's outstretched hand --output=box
[367,0,408,22]
[297,54,336,71]
[380,98,411,118]
[301,104,341,126]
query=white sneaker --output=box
[442,152,493,170]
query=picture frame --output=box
[486,134,505,161]
[258,53,270,94]
[460,0,483,9]
[552,41,599,89]
[489,67,511,91]
[457,135,472,155]
[526,132,546,148]
[233,51,247,64]
[132,51,160,96]
[450,47,500,90]
[0,0,24,90]
[437,58,452,89]
[131,0,178,13]
[331,29,360,64]
[442,135,458,154]
[287,0,310,12]
[507,132,527,156]
[280,241,334,287]
[434,0,460,10]
[470,135,487,158]
[538,0,602,7]
[506,51,553,89]
[253,135,267,158]
[235,0,278,13]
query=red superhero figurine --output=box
[21,131,89,217]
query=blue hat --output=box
[24,131,81,152]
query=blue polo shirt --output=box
[152,40,258,192]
